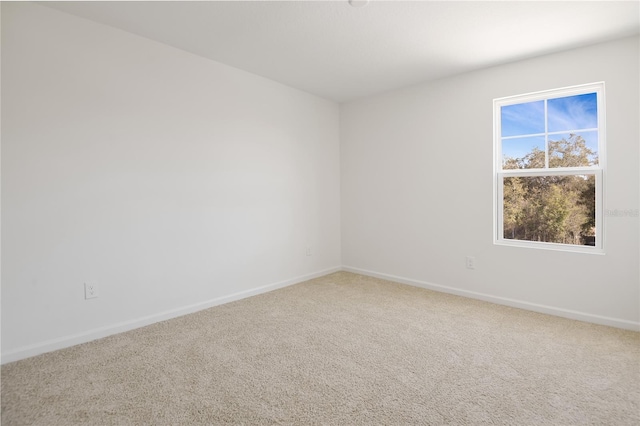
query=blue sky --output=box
[501,92,598,163]
[547,93,598,132]
[501,100,544,137]
[501,92,597,137]
[502,136,544,162]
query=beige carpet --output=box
[2,272,639,425]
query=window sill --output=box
[494,239,605,255]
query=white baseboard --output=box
[342,266,640,332]
[1,267,342,364]
[4,265,636,364]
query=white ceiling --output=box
[42,1,640,103]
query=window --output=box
[494,82,605,253]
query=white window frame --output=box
[493,82,606,254]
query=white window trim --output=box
[493,82,606,254]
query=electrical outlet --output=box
[465,256,476,270]
[305,247,312,256]
[84,282,99,299]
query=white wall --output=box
[1,3,341,362]
[341,36,640,329]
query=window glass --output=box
[548,132,598,168]
[547,93,597,132]
[503,174,596,246]
[502,136,545,169]
[501,100,545,137]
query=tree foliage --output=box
[503,134,596,245]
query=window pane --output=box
[547,93,597,132]
[501,100,544,137]
[549,131,598,168]
[502,136,545,169]
[503,175,596,245]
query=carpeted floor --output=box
[2,272,639,425]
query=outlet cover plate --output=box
[84,282,98,299]
[465,256,476,270]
